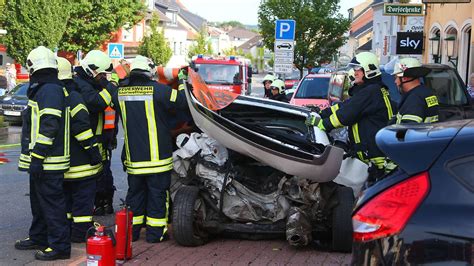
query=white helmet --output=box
[130,55,156,76]
[26,46,57,75]
[80,50,113,77]
[347,52,381,79]
[263,74,275,83]
[393,58,431,78]
[57,57,72,80]
[271,79,285,94]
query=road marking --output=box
[0,143,21,149]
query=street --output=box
[0,74,351,265]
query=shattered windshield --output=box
[195,64,241,85]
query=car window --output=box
[294,77,330,99]
[447,156,474,192]
[423,68,468,106]
[195,64,241,84]
[13,84,28,96]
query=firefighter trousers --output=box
[28,173,71,253]
[64,178,96,241]
[126,172,171,242]
[96,157,115,202]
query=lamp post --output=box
[445,35,458,68]
[429,35,440,63]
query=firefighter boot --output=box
[104,195,114,215]
[14,238,47,250]
[35,247,70,261]
[93,198,106,216]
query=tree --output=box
[218,21,245,29]
[0,0,70,63]
[138,13,172,66]
[59,0,145,52]
[258,0,350,77]
[188,27,213,58]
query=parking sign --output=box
[275,20,296,40]
[274,19,296,74]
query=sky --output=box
[179,0,366,25]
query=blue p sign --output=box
[275,20,296,40]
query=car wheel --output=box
[172,185,209,246]
[331,186,354,252]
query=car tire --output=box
[331,186,354,253]
[172,185,208,246]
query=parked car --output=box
[282,69,308,90]
[285,81,299,100]
[328,64,474,122]
[289,73,332,110]
[352,119,474,265]
[0,82,28,124]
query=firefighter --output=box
[306,52,397,184]
[111,55,187,243]
[390,58,439,124]
[262,74,275,98]
[73,50,116,215]
[15,46,71,260]
[269,79,289,102]
[57,57,103,242]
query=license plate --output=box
[4,110,21,116]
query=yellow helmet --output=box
[271,79,285,94]
[80,50,113,77]
[57,57,72,80]
[347,52,381,79]
[26,46,57,75]
[130,55,156,75]
[393,58,431,78]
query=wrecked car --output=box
[169,70,368,252]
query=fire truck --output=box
[190,55,253,95]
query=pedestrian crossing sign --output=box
[108,43,124,59]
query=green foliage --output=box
[138,13,172,66]
[60,0,145,52]
[188,27,212,58]
[218,21,245,29]
[0,0,145,63]
[258,0,350,73]
[0,0,70,63]
[0,115,4,128]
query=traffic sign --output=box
[275,40,294,52]
[108,43,124,59]
[275,19,296,40]
[274,64,293,74]
[383,3,424,16]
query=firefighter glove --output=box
[88,145,102,166]
[30,157,44,179]
[110,72,120,85]
[317,119,326,131]
[305,114,318,126]
[178,69,188,80]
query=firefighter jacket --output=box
[269,93,289,102]
[74,67,115,160]
[62,79,103,180]
[18,71,70,173]
[111,73,187,175]
[320,77,397,168]
[391,84,440,124]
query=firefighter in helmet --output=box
[15,46,71,260]
[307,52,397,184]
[57,57,103,242]
[73,50,117,216]
[111,55,188,243]
[269,79,288,102]
[390,57,439,124]
[262,74,275,98]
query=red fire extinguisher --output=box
[86,223,116,266]
[115,201,133,260]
